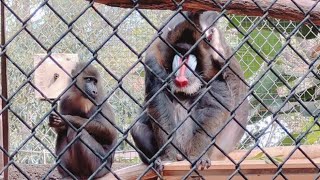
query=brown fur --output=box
[49,62,117,178]
[131,11,249,172]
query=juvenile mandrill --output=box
[131,11,249,171]
[49,62,117,178]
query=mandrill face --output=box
[170,54,202,95]
[164,12,220,95]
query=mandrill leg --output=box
[57,128,112,178]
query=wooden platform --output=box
[163,159,320,179]
[102,145,320,180]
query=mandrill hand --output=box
[190,154,211,171]
[48,112,66,128]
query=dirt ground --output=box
[8,162,135,179]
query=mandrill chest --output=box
[78,97,95,115]
[173,100,191,124]
[172,99,196,150]
[61,96,95,118]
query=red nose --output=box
[175,76,188,87]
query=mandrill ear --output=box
[206,27,229,66]
[71,65,83,78]
[206,26,236,79]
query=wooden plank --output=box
[34,53,79,99]
[163,159,320,179]
[164,158,320,171]
[102,159,320,180]
[100,145,320,179]
[164,174,317,180]
[93,0,320,26]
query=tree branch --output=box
[93,0,320,25]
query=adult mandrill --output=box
[49,62,117,178]
[131,11,249,171]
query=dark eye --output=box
[85,77,92,82]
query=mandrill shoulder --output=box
[59,92,95,118]
[196,79,233,110]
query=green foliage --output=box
[229,16,318,39]
[229,16,319,148]
[280,117,320,146]
[249,152,284,164]
[252,70,283,104]
[230,15,316,79]
[280,132,303,146]
[233,28,282,79]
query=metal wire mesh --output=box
[0,0,319,179]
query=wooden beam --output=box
[93,0,320,26]
[102,158,320,180]
[163,158,320,179]
[101,145,320,179]
[164,158,320,172]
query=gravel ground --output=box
[8,162,136,179]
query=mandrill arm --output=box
[49,111,116,145]
[144,56,177,161]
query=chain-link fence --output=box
[0,0,319,179]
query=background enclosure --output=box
[0,0,319,179]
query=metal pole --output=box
[0,1,8,180]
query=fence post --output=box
[0,101,3,180]
[0,1,8,179]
